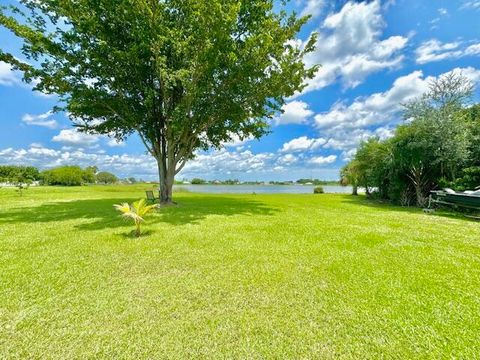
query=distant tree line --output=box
[0,165,119,186]
[341,73,480,207]
[0,166,40,183]
[183,178,339,185]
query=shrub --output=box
[191,178,206,184]
[0,165,40,183]
[114,199,159,237]
[313,186,324,194]
[96,171,118,184]
[41,166,86,186]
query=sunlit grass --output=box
[0,185,479,358]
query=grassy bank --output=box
[1,185,479,358]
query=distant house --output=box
[305,182,313,185]
[182,181,191,184]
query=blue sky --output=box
[1,0,479,181]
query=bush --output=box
[191,178,206,184]
[96,171,118,184]
[313,186,324,194]
[0,165,40,183]
[41,166,87,186]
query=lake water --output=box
[174,184,354,194]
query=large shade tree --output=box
[0,0,318,203]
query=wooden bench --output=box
[145,190,158,203]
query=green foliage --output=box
[452,167,480,191]
[41,166,92,186]
[340,161,360,195]
[14,180,30,196]
[0,165,40,183]
[0,0,318,203]
[95,171,118,184]
[297,178,339,185]
[345,73,479,206]
[313,186,324,194]
[114,198,158,237]
[191,178,206,185]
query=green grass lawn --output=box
[1,185,479,358]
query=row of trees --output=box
[0,166,40,183]
[0,165,118,186]
[342,73,480,207]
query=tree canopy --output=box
[0,0,318,203]
[344,72,479,206]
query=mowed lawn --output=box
[1,185,479,358]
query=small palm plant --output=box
[114,199,159,237]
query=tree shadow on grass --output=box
[0,195,279,230]
[340,194,479,223]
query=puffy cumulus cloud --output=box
[416,39,480,64]
[221,132,255,147]
[281,136,326,152]
[314,67,480,157]
[0,145,157,178]
[183,149,275,175]
[107,138,125,147]
[460,66,480,83]
[183,148,339,178]
[0,61,56,98]
[21,111,58,129]
[315,70,428,131]
[323,127,395,151]
[300,0,408,93]
[275,101,314,125]
[300,0,325,19]
[315,67,480,134]
[309,155,337,165]
[0,143,340,180]
[276,153,298,165]
[0,61,22,86]
[52,129,100,147]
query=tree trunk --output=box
[408,165,427,207]
[352,184,358,196]
[414,182,426,207]
[157,158,175,204]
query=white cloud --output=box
[52,129,100,147]
[461,1,480,10]
[0,61,55,98]
[314,67,480,153]
[221,132,254,147]
[315,70,428,131]
[21,111,58,129]
[184,149,274,175]
[0,145,157,178]
[416,39,480,64]
[438,8,448,16]
[0,61,22,86]
[459,66,480,83]
[309,155,337,165]
[300,0,325,19]
[107,138,125,147]
[275,101,314,125]
[0,142,341,180]
[281,136,326,152]
[300,0,408,93]
[276,153,298,165]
